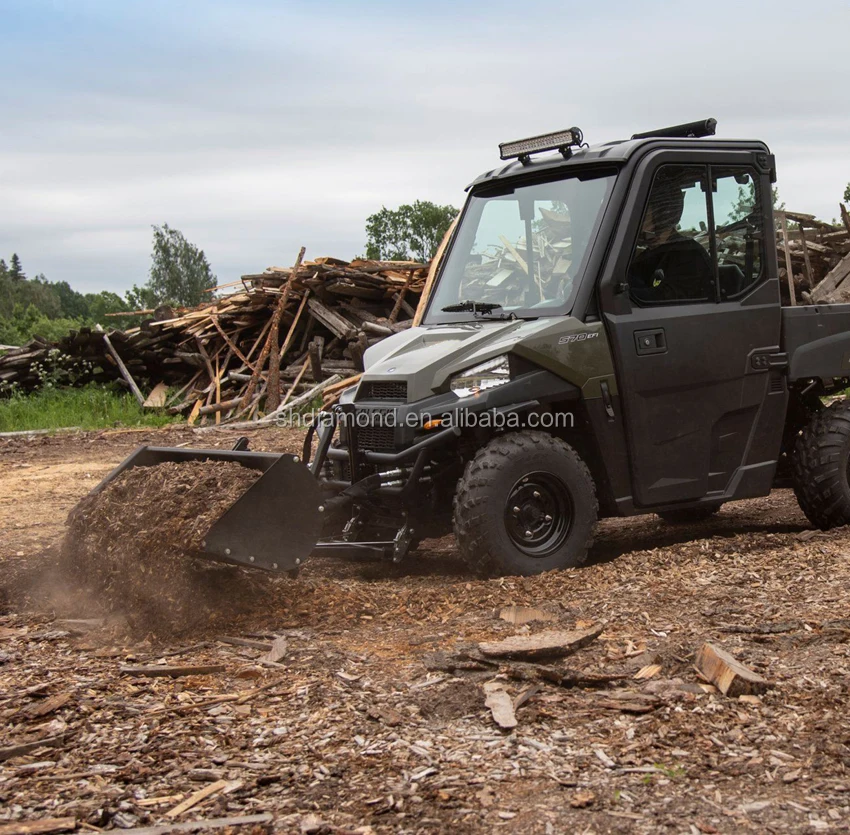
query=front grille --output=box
[354,407,396,450]
[358,380,407,402]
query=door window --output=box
[628,165,713,304]
[627,163,766,305]
[711,167,763,299]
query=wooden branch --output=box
[388,274,412,323]
[281,358,310,407]
[211,316,254,371]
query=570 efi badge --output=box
[558,332,599,345]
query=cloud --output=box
[0,0,848,293]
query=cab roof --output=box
[466,136,771,191]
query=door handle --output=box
[634,328,667,355]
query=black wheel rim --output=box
[504,471,573,558]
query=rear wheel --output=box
[656,504,722,524]
[453,431,597,577]
[792,399,850,529]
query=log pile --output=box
[0,255,428,423]
[776,207,850,304]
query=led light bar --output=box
[499,127,583,162]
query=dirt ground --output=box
[1,425,849,834]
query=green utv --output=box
[94,118,850,576]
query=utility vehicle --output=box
[94,118,850,576]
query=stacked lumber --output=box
[776,208,850,304]
[0,255,428,424]
[459,207,574,305]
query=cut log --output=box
[694,642,770,697]
[478,625,602,661]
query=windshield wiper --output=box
[441,300,504,315]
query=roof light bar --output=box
[631,118,717,140]
[499,127,584,163]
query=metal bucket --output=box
[91,446,324,572]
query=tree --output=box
[728,184,783,223]
[9,254,25,281]
[147,224,216,307]
[844,183,849,204]
[365,200,458,262]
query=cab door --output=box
[599,151,786,508]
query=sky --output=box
[1,0,849,295]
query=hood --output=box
[360,319,558,403]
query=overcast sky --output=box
[2,0,849,295]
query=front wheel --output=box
[792,399,850,529]
[453,431,598,577]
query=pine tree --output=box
[8,254,25,281]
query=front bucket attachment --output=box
[92,446,324,572]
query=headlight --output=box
[450,355,511,398]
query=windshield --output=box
[425,169,616,322]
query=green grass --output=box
[0,384,180,433]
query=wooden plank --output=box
[0,735,65,762]
[99,327,145,405]
[165,781,228,818]
[414,217,458,326]
[694,642,770,697]
[261,374,342,421]
[119,664,226,678]
[797,223,814,289]
[778,212,796,306]
[498,235,529,274]
[307,297,355,340]
[308,337,324,383]
[478,626,602,661]
[812,251,850,302]
[143,381,169,408]
[0,817,77,835]
[25,692,72,718]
